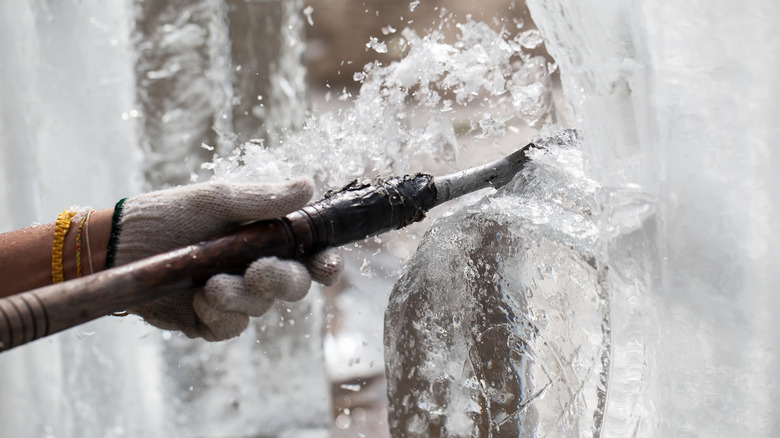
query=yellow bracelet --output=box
[52,209,76,284]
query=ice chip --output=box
[303,5,314,26]
[517,29,544,49]
[359,258,375,278]
[339,383,362,392]
[382,25,397,35]
[366,36,388,54]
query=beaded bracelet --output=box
[52,209,76,284]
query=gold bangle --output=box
[84,210,95,275]
[75,213,90,278]
[52,209,76,283]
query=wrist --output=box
[89,209,113,272]
[61,208,113,280]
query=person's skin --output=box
[0,209,113,298]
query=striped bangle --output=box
[84,210,96,275]
[52,209,76,284]
[104,198,127,269]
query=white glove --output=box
[110,177,342,341]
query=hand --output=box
[111,177,342,341]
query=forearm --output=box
[0,209,113,298]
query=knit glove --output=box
[109,177,342,341]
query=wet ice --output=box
[385,127,609,437]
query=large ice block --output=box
[385,128,610,437]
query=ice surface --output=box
[384,0,779,436]
[160,298,330,437]
[133,0,230,188]
[385,127,610,437]
[526,0,780,436]
[0,1,329,437]
[134,1,333,437]
[4,0,771,436]
[0,2,164,437]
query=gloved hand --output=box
[109,177,342,341]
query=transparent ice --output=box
[526,0,779,435]
[385,127,610,437]
[385,0,779,437]
[0,1,329,437]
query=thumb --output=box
[207,177,314,223]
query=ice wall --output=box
[525,0,779,435]
[0,1,331,437]
[133,2,333,436]
[0,2,160,437]
[385,1,778,436]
